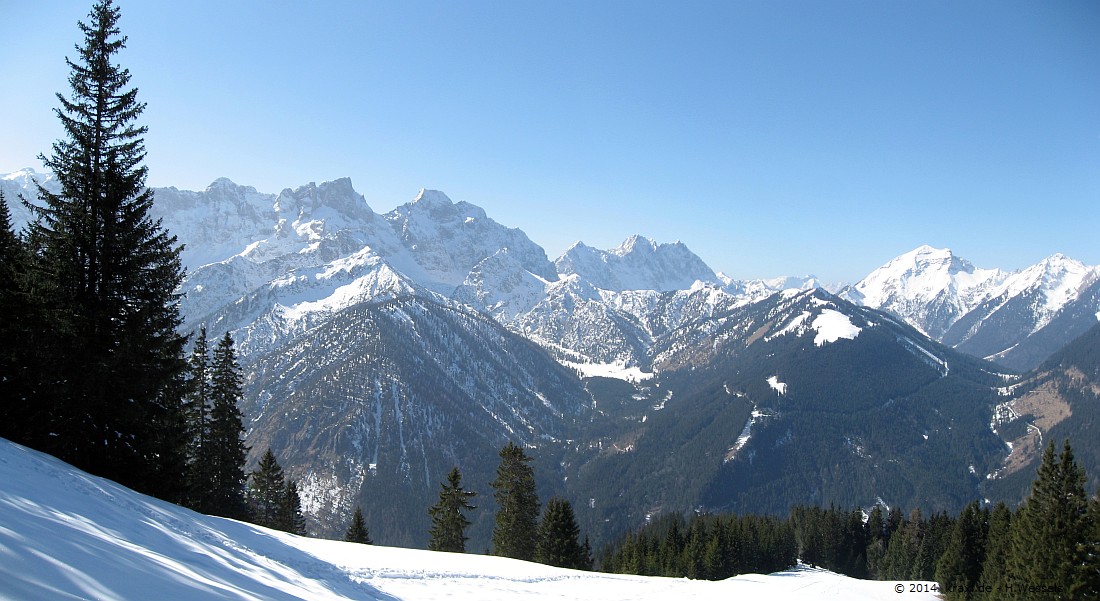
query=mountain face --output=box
[5,170,1097,549]
[983,321,1100,503]
[563,288,1012,543]
[242,295,590,548]
[555,236,718,292]
[841,245,1100,371]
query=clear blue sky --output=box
[3,1,1098,283]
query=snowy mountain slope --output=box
[241,295,591,547]
[838,245,1008,339]
[842,245,1100,370]
[0,439,939,601]
[555,235,718,292]
[0,169,54,230]
[386,189,557,294]
[565,288,1011,543]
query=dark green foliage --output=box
[427,467,476,552]
[605,438,1099,598]
[977,502,1012,597]
[246,448,305,535]
[1007,440,1093,599]
[0,191,35,442]
[790,505,868,577]
[181,329,246,518]
[345,505,372,544]
[936,501,988,601]
[10,0,186,499]
[598,512,796,579]
[536,497,590,569]
[183,327,213,511]
[278,480,307,536]
[207,332,248,518]
[1073,495,1100,598]
[491,442,540,560]
[248,449,286,529]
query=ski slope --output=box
[0,439,937,600]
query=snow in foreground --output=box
[0,439,938,600]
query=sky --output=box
[2,1,1098,283]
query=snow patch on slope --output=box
[768,376,788,396]
[812,309,861,346]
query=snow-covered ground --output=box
[0,439,938,600]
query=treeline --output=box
[600,439,1100,600]
[598,512,796,579]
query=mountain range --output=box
[4,168,1098,548]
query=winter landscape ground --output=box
[0,438,938,601]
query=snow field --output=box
[0,439,937,601]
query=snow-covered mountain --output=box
[555,235,718,292]
[841,245,1100,370]
[5,169,1095,546]
[0,438,940,601]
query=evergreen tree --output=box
[345,505,372,544]
[1072,494,1100,598]
[0,191,34,441]
[207,332,247,518]
[865,505,887,578]
[490,442,540,560]
[977,502,1012,599]
[427,466,476,553]
[936,501,987,601]
[248,448,286,529]
[535,497,588,569]
[1007,440,1091,600]
[183,327,213,511]
[278,480,307,536]
[21,0,186,497]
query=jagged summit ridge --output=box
[555,235,718,292]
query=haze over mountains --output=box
[4,169,1098,547]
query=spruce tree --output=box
[207,332,247,518]
[936,501,987,601]
[490,442,540,560]
[1072,494,1100,598]
[345,505,372,545]
[427,466,476,552]
[978,502,1012,598]
[535,497,588,569]
[278,480,307,536]
[1007,439,1090,600]
[23,0,186,496]
[248,448,286,529]
[183,327,213,511]
[0,192,33,441]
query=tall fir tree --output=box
[427,466,476,553]
[248,448,286,529]
[207,332,247,518]
[1072,493,1100,598]
[977,502,1012,598]
[1007,439,1091,600]
[935,501,988,601]
[490,442,540,561]
[0,191,33,440]
[535,497,589,570]
[345,505,372,545]
[183,326,213,511]
[21,0,186,497]
[278,480,307,536]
